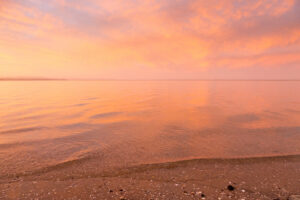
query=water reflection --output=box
[0,81,299,174]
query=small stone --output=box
[289,195,300,200]
[109,190,113,193]
[227,185,235,191]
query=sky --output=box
[0,0,300,79]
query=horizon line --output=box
[1,77,300,81]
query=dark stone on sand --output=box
[289,195,300,200]
[109,189,113,193]
[120,189,123,192]
[227,185,235,191]
[201,193,206,198]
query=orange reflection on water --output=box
[0,81,300,174]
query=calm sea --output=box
[0,81,300,174]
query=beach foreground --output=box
[1,155,300,200]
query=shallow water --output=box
[0,81,300,173]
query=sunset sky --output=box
[0,0,300,79]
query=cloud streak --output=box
[0,0,299,79]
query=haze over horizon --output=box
[1,0,300,79]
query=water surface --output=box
[0,81,300,174]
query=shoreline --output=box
[2,153,300,179]
[1,154,300,199]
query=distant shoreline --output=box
[0,78,67,81]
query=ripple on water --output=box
[0,126,46,135]
[90,112,123,119]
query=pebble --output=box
[227,185,235,191]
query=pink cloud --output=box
[0,0,299,79]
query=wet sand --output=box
[1,155,300,200]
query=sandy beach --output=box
[1,154,300,200]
